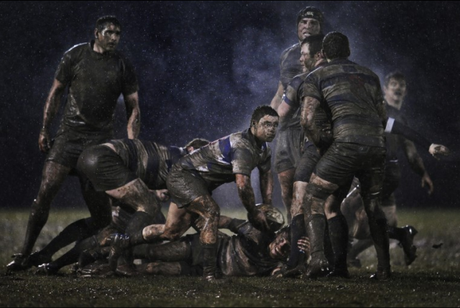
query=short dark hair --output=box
[384,71,406,87]
[184,138,210,149]
[322,31,350,60]
[96,15,122,32]
[250,105,278,125]
[276,225,291,243]
[301,34,325,57]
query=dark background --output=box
[1,1,459,214]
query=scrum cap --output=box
[255,203,285,233]
[296,6,324,26]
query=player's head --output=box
[250,105,279,143]
[384,71,407,104]
[384,71,406,88]
[94,15,122,53]
[322,31,350,60]
[296,6,323,41]
[300,34,325,71]
[268,225,291,260]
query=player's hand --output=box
[38,128,51,153]
[429,144,450,160]
[248,208,271,234]
[421,173,434,195]
[297,236,310,253]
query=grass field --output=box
[1,207,460,307]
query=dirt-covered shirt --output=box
[278,43,304,89]
[177,129,271,190]
[107,139,187,189]
[302,59,385,147]
[218,221,280,276]
[55,41,139,133]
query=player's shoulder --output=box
[64,42,89,54]
[281,42,300,57]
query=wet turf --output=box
[1,208,460,307]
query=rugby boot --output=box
[6,253,31,272]
[370,266,392,280]
[35,262,59,276]
[368,217,391,280]
[202,243,224,284]
[28,251,52,267]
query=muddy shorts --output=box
[274,127,304,173]
[315,142,386,193]
[293,141,320,182]
[46,128,112,169]
[166,165,210,208]
[77,145,137,192]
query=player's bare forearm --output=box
[42,79,65,129]
[236,174,256,214]
[270,82,284,111]
[259,169,273,205]
[125,92,141,139]
[301,96,321,145]
[404,140,426,176]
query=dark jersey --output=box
[278,43,304,89]
[55,41,139,133]
[282,71,307,130]
[177,129,271,190]
[107,139,187,189]
[218,222,280,276]
[302,59,385,148]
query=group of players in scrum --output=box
[6,8,450,282]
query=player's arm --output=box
[235,173,270,232]
[402,138,434,194]
[124,91,141,139]
[270,81,284,111]
[385,117,450,159]
[300,96,321,146]
[259,167,273,205]
[218,215,248,234]
[39,79,66,153]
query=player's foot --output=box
[306,254,330,279]
[204,274,226,284]
[6,253,31,272]
[370,267,391,280]
[327,267,350,279]
[28,252,52,267]
[35,263,59,276]
[276,263,307,279]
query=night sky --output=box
[1,1,459,214]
